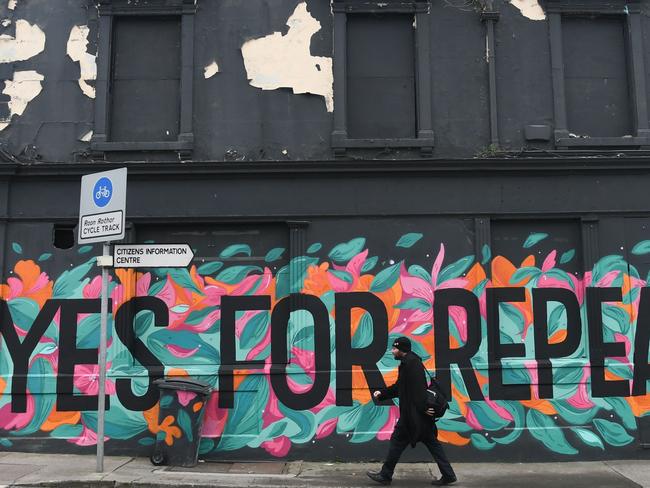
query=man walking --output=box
[366,336,457,486]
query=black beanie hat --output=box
[393,336,411,353]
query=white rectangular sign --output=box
[78,168,127,244]
[113,244,194,268]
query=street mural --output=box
[1,233,650,458]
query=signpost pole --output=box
[96,241,110,473]
[78,168,126,474]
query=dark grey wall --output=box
[0,0,648,163]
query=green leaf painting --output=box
[220,244,252,258]
[265,247,285,263]
[396,233,423,248]
[523,233,549,249]
[328,238,366,263]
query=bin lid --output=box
[154,378,212,394]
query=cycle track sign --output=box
[78,168,127,244]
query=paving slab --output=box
[5,454,650,488]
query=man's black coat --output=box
[378,351,434,447]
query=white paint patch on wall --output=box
[509,0,545,20]
[204,60,219,79]
[0,19,45,63]
[67,25,96,99]
[0,70,44,131]
[241,2,333,112]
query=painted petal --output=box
[83,275,103,299]
[485,399,514,422]
[177,391,197,407]
[7,277,23,297]
[438,278,469,290]
[25,272,50,294]
[316,417,337,439]
[567,369,595,409]
[400,275,433,301]
[290,346,315,377]
[449,306,468,342]
[346,249,369,278]
[326,271,351,293]
[431,243,446,285]
[261,435,291,457]
[541,250,557,272]
[246,326,271,361]
[377,406,399,440]
[136,273,152,297]
[465,406,483,430]
[596,270,620,288]
[166,344,200,359]
[156,279,176,307]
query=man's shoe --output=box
[367,471,391,485]
[431,476,457,485]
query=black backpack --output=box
[425,370,449,419]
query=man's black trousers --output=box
[379,420,456,480]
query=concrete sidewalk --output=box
[1,452,649,488]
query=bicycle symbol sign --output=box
[93,177,113,207]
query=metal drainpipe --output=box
[481,4,500,147]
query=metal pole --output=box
[96,242,110,473]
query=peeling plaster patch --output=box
[8,0,17,10]
[204,61,219,79]
[66,25,96,99]
[80,130,93,142]
[241,2,333,112]
[0,20,45,63]
[509,0,545,20]
[0,70,44,131]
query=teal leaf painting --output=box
[370,262,401,292]
[11,242,22,254]
[412,323,432,335]
[438,255,474,283]
[38,253,52,262]
[265,247,285,263]
[177,409,193,442]
[395,298,431,312]
[361,256,378,273]
[481,244,491,265]
[329,269,353,283]
[471,433,495,450]
[78,245,93,254]
[396,233,423,248]
[199,438,215,454]
[408,265,431,282]
[53,258,95,298]
[571,428,604,450]
[220,244,252,258]
[307,243,322,254]
[216,266,262,285]
[523,233,549,248]
[632,240,650,255]
[197,261,223,275]
[526,410,578,454]
[593,419,634,447]
[560,249,576,264]
[328,238,366,263]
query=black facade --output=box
[1,0,650,462]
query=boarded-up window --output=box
[346,14,416,139]
[563,17,632,137]
[110,16,181,142]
